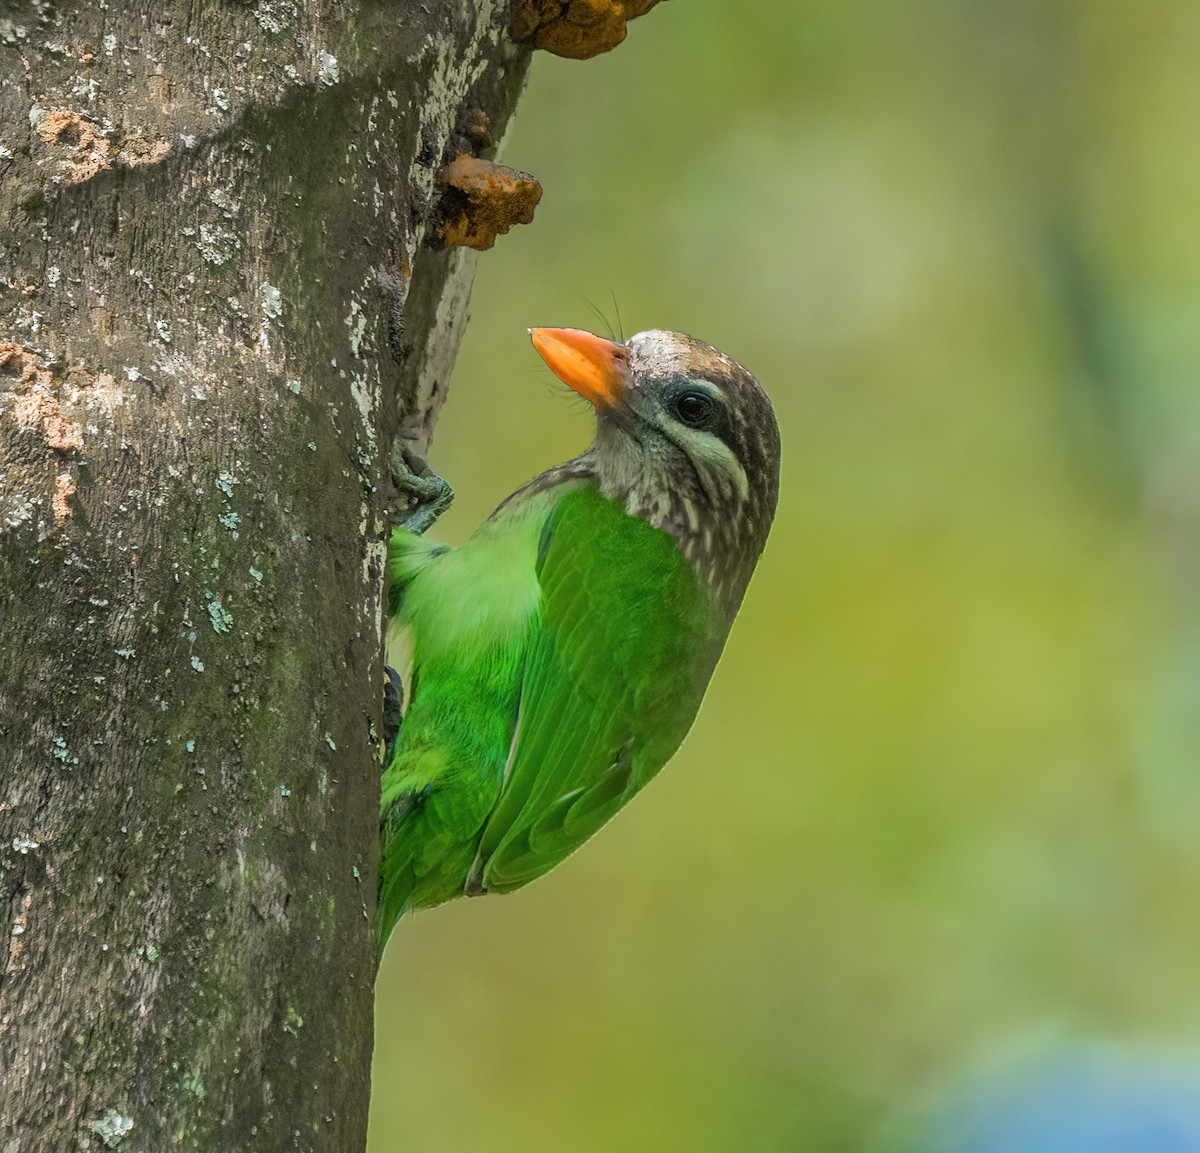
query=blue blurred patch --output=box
[923,1050,1200,1153]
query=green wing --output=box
[475,486,726,894]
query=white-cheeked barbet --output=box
[379,327,780,950]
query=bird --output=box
[378,326,780,951]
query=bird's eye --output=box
[672,390,716,428]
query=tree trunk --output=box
[0,2,529,1149]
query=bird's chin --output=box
[588,412,654,496]
[594,400,641,437]
[593,405,649,459]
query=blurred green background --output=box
[371,2,1200,1150]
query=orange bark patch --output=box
[35,109,114,185]
[51,467,77,523]
[512,0,666,58]
[1,342,86,526]
[436,154,543,251]
[35,109,99,148]
[0,342,53,390]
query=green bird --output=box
[378,327,780,950]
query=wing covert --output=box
[477,486,724,893]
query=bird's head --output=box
[531,326,780,616]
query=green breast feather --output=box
[378,484,725,945]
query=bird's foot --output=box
[390,440,454,535]
[382,664,404,764]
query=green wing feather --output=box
[476,486,726,894]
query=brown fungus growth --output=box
[435,154,543,251]
[512,0,666,59]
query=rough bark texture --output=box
[0,2,529,1150]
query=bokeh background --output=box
[371,2,1200,1150]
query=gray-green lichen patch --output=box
[261,283,283,320]
[87,1109,134,1148]
[345,299,366,357]
[317,51,339,85]
[5,492,36,528]
[195,224,239,266]
[204,593,233,634]
[208,187,237,216]
[255,1,294,35]
[0,18,29,44]
[183,1066,206,1100]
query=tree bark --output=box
[0,2,529,1149]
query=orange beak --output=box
[529,328,630,410]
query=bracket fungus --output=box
[435,154,543,251]
[512,0,667,59]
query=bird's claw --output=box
[390,440,454,535]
